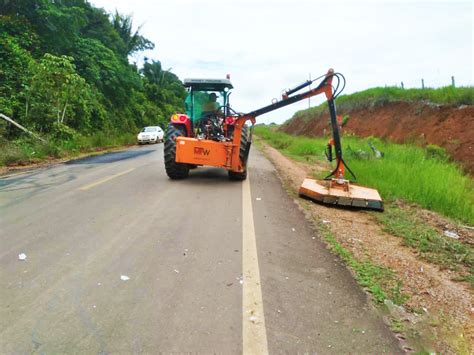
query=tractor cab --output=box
[183,78,233,125]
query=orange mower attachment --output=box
[295,71,383,211]
[299,178,383,211]
[298,138,383,211]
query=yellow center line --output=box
[242,171,269,354]
[78,168,135,191]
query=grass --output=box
[0,131,136,166]
[336,85,473,109]
[320,223,408,305]
[377,206,474,287]
[289,85,474,123]
[254,126,474,225]
[389,318,405,333]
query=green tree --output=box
[0,32,34,119]
[141,59,163,84]
[26,53,93,132]
[111,11,154,56]
[140,60,186,126]
[0,0,186,143]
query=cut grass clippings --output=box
[254,126,474,225]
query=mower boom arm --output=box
[244,71,333,118]
[234,68,351,180]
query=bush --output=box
[425,144,447,161]
[0,143,28,165]
[51,122,80,141]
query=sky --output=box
[90,0,473,124]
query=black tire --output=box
[228,125,250,181]
[164,124,189,179]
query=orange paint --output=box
[175,137,245,172]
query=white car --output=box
[137,126,164,144]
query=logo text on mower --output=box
[194,147,210,156]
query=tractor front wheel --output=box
[164,124,189,179]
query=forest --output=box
[0,0,186,163]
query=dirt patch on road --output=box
[281,102,474,174]
[258,140,473,353]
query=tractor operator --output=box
[201,93,220,117]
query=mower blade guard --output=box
[299,178,383,211]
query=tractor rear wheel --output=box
[228,125,250,181]
[164,124,189,179]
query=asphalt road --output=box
[0,143,401,353]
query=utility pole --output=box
[421,78,425,89]
[451,76,455,87]
[401,82,404,89]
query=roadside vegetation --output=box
[254,126,474,225]
[0,132,136,167]
[377,206,473,287]
[1,1,186,167]
[256,126,473,352]
[319,223,408,305]
[290,85,474,122]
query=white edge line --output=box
[242,170,269,354]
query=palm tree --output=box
[111,11,154,56]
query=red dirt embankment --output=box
[281,102,474,173]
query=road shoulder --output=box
[248,147,402,353]
[255,140,473,353]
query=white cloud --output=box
[91,0,473,123]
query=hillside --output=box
[281,87,474,173]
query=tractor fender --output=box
[170,113,192,137]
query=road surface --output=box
[0,143,401,353]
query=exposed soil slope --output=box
[282,102,474,173]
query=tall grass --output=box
[0,132,136,166]
[255,126,474,225]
